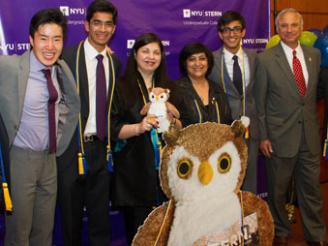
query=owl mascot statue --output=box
[140,87,179,133]
[132,118,274,246]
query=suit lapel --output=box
[78,46,90,120]
[219,49,240,96]
[274,44,301,98]
[244,49,255,94]
[17,52,30,121]
[302,46,315,98]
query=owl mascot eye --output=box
[140,87,180,133]
[132,117,274,246]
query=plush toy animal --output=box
[140,87,180,133]
[132,118,274,246]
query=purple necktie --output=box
[96,54,107,140]
[42,69,58,154]
[232,55,243,95]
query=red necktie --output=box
[96,54,107,140]
[42,69,58,154]
[292,50,306,96]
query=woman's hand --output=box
[136,115,159,135]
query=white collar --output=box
[280,41,302,55]
[84,38,107,61]
[223,47,243,61]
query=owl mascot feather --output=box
[132,118,274,246]
[140,87,180,133]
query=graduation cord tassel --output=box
[0,146,12,212]
[323,139,328,159]
[78,152,88,175]
[106,145,113,173]
[150,128,162,170]
[245,127,249,139]
[77,125,87,176]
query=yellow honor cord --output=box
[239,191,245,246]
[153,199,173,246]
[194,99,203,123]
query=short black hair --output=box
[86,0,118,24]
[217,11,246,32]
[179,43,214,77]
[29,8,67,38]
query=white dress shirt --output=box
[83,38,110,136]
[223,47,250,87]
[280,41,309,86]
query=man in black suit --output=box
[57,1,120,245]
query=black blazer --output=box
[171,76,232,127]
[58,43,121,174]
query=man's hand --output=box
[260,139,273,158]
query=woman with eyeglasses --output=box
[110,33,180,244]
[171,42,232,127]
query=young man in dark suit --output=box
[209,11,259,194]
[57,1,120,245]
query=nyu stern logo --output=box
[182,9,222,18]
[60,6,85,16]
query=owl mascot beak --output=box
[198,160,213,185]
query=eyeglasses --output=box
[220,26,243,34]
[90,20,115,29]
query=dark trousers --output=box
[121,206,153,245]
[266,131,326,241]
[57,138,111,246]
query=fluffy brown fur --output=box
[133,121,274,245]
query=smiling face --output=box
[85,11,116,52]
[218,20,245,54]
[135,42,162,76]
[29,23,63,67]
[186,52,208,80]
[277,11,302,49]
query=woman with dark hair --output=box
[110,33,180,244]
[172,43,232,126]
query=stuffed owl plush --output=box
[132,119,274,246]
[140,87,180,133]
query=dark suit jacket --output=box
[171,76,232,127]
[58,43,120,174]
[255,43,321,157]
[209,48,259,140]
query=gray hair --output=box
[275,8,303,33]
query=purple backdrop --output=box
[0,0,270,79]
[0,1,269,245]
